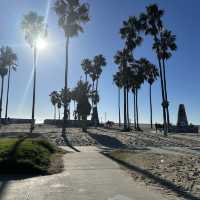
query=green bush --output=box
[0,138,58,174]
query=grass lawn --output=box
[0,138,66,175]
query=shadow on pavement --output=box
[62,133,80,152]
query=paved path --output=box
[0,147,173,200]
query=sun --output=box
[36,37,47,49]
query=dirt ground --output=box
[110,149,200,198]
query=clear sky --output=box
[0,0,199,124]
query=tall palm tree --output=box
[113,71,123,127]
[114,49,132,131]
[21,11,46,133]
[3,47,17,120]
[140,4,168,136]
[154,29,177,126]
[130,61,145,130]
[81,58,92,82]
[91,54,106,126]
[93,55,106,94]
[140,58,159,128]
[120,16,143,130]
[53,0,90,134]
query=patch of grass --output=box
[0,138,66,175]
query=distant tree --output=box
[57,95,62,120]
[114,49,132,131]
[90,54,106,126]
[53,0,90,134]
[130,61,145,130]
[81,58,92,82]
[3,47,17,120]
[49,91,59,119]
[140,58,159,128]
[113,71,123,127]
[60,88,71,120]
[21,11,46,132]
[72,80,91,131]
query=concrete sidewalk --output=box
[0,147,176,200]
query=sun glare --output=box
[36,37,47,49]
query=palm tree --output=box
[114,49,132,131]
[60,88,71,120]
[130,61,145,130]
[91,54,106,126]
[113,71,123,127]
[154,29,177,126]
[0,47,8,120]
[81,58,92,82]
[140,58,159,128]
[140,4,168,136]
[120,16,143,130]
[21,11,46,133]
[73,80,92,131]
[93,55,106,94]
[49,91,59,120]
[3,47,17,120]
[57,94,62,120]
[53,0,90,134]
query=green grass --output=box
[0,138,63,174]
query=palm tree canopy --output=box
[92,54,106,80]
[81,58,92,75]
[49,91,59,106]
[0,46,17,70]
[21,11,46,48]
[72,80,91,102]
[60,88,71,105]
[139,4,164,36]
[114,49,133,70]
[53,0,90,38]
[153,29,177,60]
[113,71,123,89]
[139,58,159,85]
[120,16,143,51]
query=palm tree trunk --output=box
[154,35,167,136]
[162,59,170,126]
[149,84,153,129]
[136,89,139,129]
[62,36,69,135]
[133,90,136,129]
[123,86,127,130]
[0,77,5,120]
[54,105,56,120]
[158,57,167,136]
[31,46,37,133]
[118,88,121,127]
[58,108,60,120]
[92,80,94,108]
[5,66,11,119]
[126,87,130,129]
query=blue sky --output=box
[0,0,199,124]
